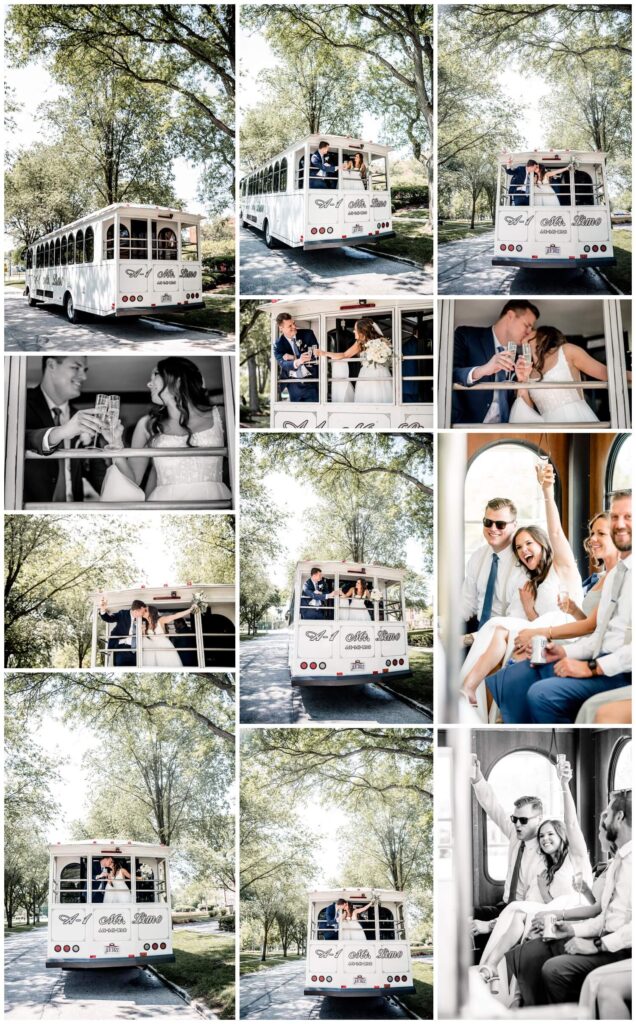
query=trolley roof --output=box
[32,203,204,245]
[308,888,406,901]
[94,583,234,607]
[499,149,607,165]
[294,560,406,580]
[260,298,433,317]
[49,839,171,857]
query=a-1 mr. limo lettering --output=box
[377,947,403,958]
[59,912,92,926]
[347,198,367,210]
[132,911,163,924]
[348,948,372,961]
[99,913,126,925]
[157,269,176,281]
[179,268,197,278]
[306,629,340,642]
[345,630,370,643]
[572,213,603,227]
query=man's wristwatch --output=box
[587,659,599,675]
[593,936,604,951]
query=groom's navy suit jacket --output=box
[25,386,106,504]
[309,150,338,189]
[100,609,137,667]
[504,165,530,206]
[452,325,511,426]
[274,329,319,403]
[300,577,334,620]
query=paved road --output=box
[239,227,433,295]
[437,231,618,295]
[5,929,203,1019]
[4,288,235,352]
[240,960,409,1020]
[239,632,431,726]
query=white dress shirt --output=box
[472,776,543,902]
[466,328,505,423]
[41,389,73,502]
[462,543,516,622]
[572,840,632,952]
[566,556,632,676]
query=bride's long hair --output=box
[532,325,568,379]
[511,524,553,596]
[354,318,383,352]
[538,819,570,883]
[148,357,212,448]
[143,605,160,633]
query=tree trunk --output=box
[470,193,477,230]
[260,923,269,962]
[248,356,259,414]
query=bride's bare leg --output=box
[461,626,509,703]
[479,908,526,969]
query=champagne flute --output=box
[506,341,518,382]
[558,586,569,612]
[103,395,121,451]
[91,394,109,448]
[522,341,532,372]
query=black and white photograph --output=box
[437,727,631,1019]
[5,354,235,509]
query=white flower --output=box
[191,590,208,612]
[362,336,393,366]
[370,588,382,601]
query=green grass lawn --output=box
[240,951,304,976]
[5,921,47,936]
[438,219,494,244]
[605,228,632,294]
[401,962,434,1019]
[149,294,234,334]
[372,214,433,268]
[383,648,433,712]
[157,931,235,1019]
[239,409,270,429]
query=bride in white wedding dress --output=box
[316,318,393,404]
[509,326,609,424]
[338,579,373,621]
[527,163,566,206]
[100,357,231,503]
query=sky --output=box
[497,69,552,149]
[35,717,96,843]
[262,470,427,592]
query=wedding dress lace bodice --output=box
[151,416,224,487]
[527,347,584,415]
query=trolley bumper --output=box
[291,669,412,687]
[47,952,176,970]
[303,230,396,251]
[492,256,616,270]
[114,301,205,317]
[304,985,416,997]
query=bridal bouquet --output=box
[190,590,208,613]
[370,588,382,601]
[363,336,393,367]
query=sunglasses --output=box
[483,517,515,530]
[510,814,539,825]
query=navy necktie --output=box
[479,552,499,627]
[508,841,525,902]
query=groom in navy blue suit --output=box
[99,597,147,667]
[274,312,319,403]
[452,300,538,426]
[503,159,539,206]
[309,141,338,189]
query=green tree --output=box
[240,304,270,419]
[161,514,235,585]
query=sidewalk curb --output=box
[356,246,422,268]
[390,994,422,1019]
[145,965,218,1020]
[593,269,624,295]
[375,681,433,720]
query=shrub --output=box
[218,914,235,932]
[392,185,429,211]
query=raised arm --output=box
[316,340,361,361]
[158,604,197,628]
[536,463,579,583]
[563,343,608,382]
[471,758,514,839]
[557,760,591,871]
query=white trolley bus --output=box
[493,150,616,269]
[47,839,174,969]
[240,134,394,250]
[288,560,411,686]
[305,888,415,998]
[24,203,205,322]
[93,583,236,669]
[264,298,433,430]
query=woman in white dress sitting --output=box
[99,858,132,904]
[101,357,230,503]
[476,759,593,992]
[341,152,368,190]
[509,326,609,424]
[316,318,393,405]
[460,463,583,713]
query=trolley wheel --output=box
[263,220,278,249]
[64,292,80,324]
[26,292,37,307]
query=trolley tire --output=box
[64,292,80,324]
[26,292,37,307]
[263,220,279,249]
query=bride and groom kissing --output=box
[452,300,612,425]
[25,355,229,504]
[100,596,199,668]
